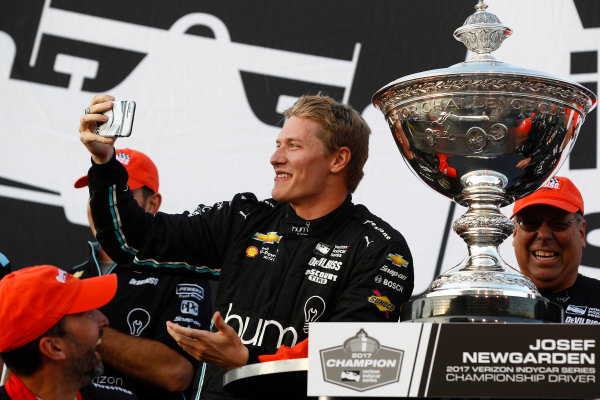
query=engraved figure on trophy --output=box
[372,0,596,322]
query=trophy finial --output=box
[454,0,512,57]
[474,0,488,13]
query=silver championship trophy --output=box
[372,1,597,322]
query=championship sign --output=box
[308,322,600,398]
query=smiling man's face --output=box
[513,204,586,292]
[269,116,336,208]
[62,310,109,383]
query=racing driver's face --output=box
[270,116,335,209]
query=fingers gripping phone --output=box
[95,100,136,137]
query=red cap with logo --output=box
[74,148,159,193]
[511,176,584,218]
[0,265,117,353]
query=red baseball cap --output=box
[0,265,117,353]
[74,148,159,193]
[511,176,584,218]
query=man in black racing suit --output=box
[79,94,414,399]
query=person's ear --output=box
[145,192,162,214]
[39,337,68,361]
[580,218,586,249]
[330,146,351,174]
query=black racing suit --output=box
[541,274,600,324]
[69,241,212,400]
[88,154,414,399]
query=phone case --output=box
[95,100,136,137]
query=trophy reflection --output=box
[372,0,596,322]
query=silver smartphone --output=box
[95,100,136,137]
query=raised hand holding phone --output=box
[95,100,136,137]
[79,95,118,165]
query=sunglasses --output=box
[515,216,580,232]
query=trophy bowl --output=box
[372,0,596,323]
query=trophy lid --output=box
[372,0,597,114]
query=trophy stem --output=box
[427,170,540,297]
[399,171,563,323]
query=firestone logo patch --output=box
[320,329,403,391]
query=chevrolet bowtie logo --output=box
[386,253,408,267]
[252,232,281,244]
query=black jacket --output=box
[88,155,414,398]
[541,274,600,324]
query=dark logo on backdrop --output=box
[320,329,403,391]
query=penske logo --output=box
[246,246,259,258]
[386,253,408,268]
[252,232,281,244]
[367,289,395,318]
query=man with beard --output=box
[0,265,136,399]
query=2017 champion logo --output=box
[320,329,403,391]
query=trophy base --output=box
[400,294,563,323]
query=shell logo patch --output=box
[386,253,408,268]
[252,231,281,244]
[246,246,259,258]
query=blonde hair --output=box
[284,95,370,193]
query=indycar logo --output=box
[386,253,408,268]
[314,242,331,256]
[566,304,587,315]
[252,231,281,244]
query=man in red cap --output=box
[71,148,212,400]
[512,176,600,324]
[0,265,136,399]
